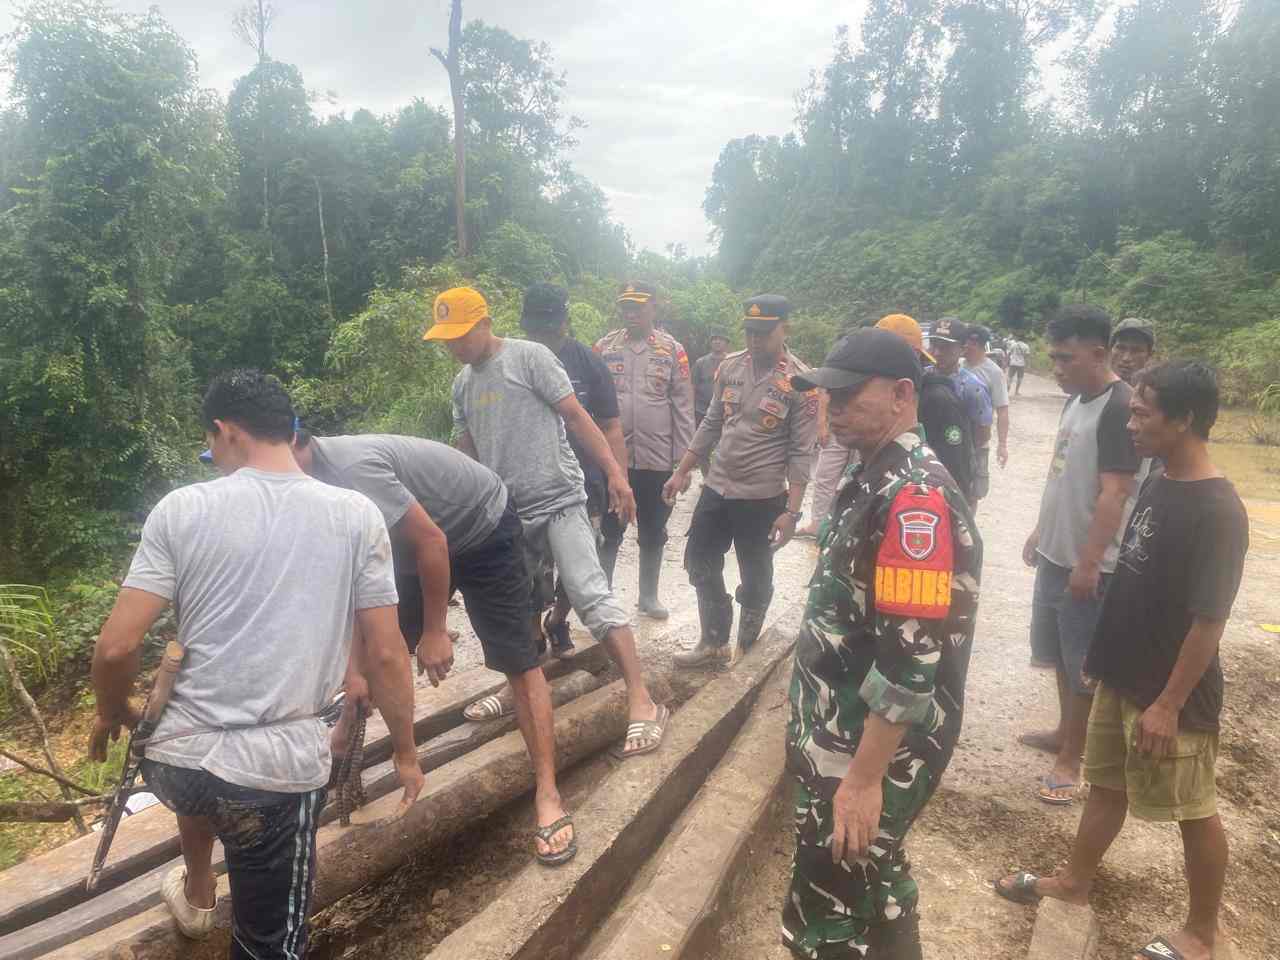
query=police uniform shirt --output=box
[594,328,695,472]
[688,348,818,500]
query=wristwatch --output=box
[784,509,803,522]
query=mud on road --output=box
[311,373,1280,960]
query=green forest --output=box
[2,0,1279,700]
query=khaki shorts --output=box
[1083,684,1218,822]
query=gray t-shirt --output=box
[309,434,508,560]
[964,356,1010,409]
[1036,381,1141,572]
[124,468,397,793]
[452,338,586,519]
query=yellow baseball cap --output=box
[423,287,490,341]
[875,313,935,364]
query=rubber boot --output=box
[736,604,769,655]
[636,545,669,619]
[675,593,734,668]
[597,538,620,590]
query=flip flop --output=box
[1134,935,1186,960]
[1037,777,1077,805]
[463,693,510,722]
[993,871,1043,905]
[611,703,671,760]
[534,814,577,866]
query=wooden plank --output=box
[0,640,603,936]
[0,668,608,960]
[425,622,799,960]
[45,672,662,960]
[587,662,791,960]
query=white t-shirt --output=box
[124,468,398,792]
[1008,340,1031,367]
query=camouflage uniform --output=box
[784,430,982,958]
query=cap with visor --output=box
[423,287,490,341]
[521,282,569,330]
[1112,317,1155,349]
[791,328,923,393]
[875,313,935,364]
[743,294,790,335]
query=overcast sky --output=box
[2,0,858,254]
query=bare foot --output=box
[533,791,573,859]
[1018,729,1063,754]
[185,870,217,910]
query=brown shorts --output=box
[1083,684,1218,822]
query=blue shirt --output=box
[947,367,993,429]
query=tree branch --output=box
[0,747,98,797]
[0,796,110,824]
[430,47,449,68]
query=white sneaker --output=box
[161,865,217,940]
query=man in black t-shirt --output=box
[998,360,1248,960]
[521,283,627,656]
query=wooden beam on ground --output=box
[584,659,791,960]
[41,668,660,960]
[0,668,607,960]
[423,611,801,960]
[1027,898,1098,960]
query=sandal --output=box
[611,703,671,760]
[534,814,577,866]
[543,612,575,659]
[1134,936,1186,960]
[463,693,510,722]
[1037,777,1077,805]
[993,871,1043,906]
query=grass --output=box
[1209,406,1280,504]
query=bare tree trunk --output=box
[432,0,468,257]
[315,175,335,321]
[0,642,89,833]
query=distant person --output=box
[794,388,852,539]
[663,295,817,665]
[693,332,732,426]
[521,283,626,657]
[962,325,1011,488]
[998,361,1247,960]
[1110,317,1155,387]
[293,430,577,865]
[426,287,670,760]
[90,370,422,955]
[878,313,977,503]
[595,282,695,618]
[1020,305,1139,805]
[930,317,993,503]
[1007,335,1032,397]
[785,329,982,960]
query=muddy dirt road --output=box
[312,372,1279,960]
[707,373,1280,960]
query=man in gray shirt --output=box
[293,432,580,864]
[426,287,669,768]
[90,371,421,955]
[962,325,1011,495]
[1021,307,1139,806]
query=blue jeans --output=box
[1029,557,1109,696]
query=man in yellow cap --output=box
[594,281,695,619]
[426,287,671,767]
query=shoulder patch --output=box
[874,483,953,620]
[944,425,962,446]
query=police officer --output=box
[784,329,983,959]
[595,282,696,619]
[663,295,818,665]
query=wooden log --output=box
[0,668,612,960]
[0,797,109,823]
[0,640,604,936]
[43,674,659,960]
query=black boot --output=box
[597,538,620,590]
[736,604,769,654]
[866,914,922,960]
[675,592,734,667]
[637,545,669,619]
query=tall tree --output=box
[232,1,276,259]
[431,0,468,257]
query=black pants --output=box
[602,468,674,551]
[683,487,786,610]
[141,759,326,960]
